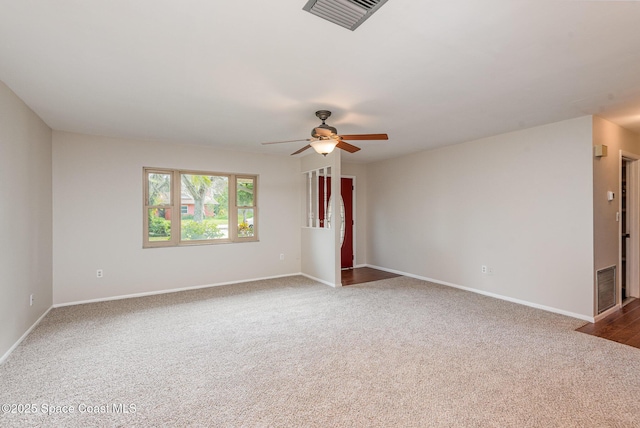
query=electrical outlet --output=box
[96,269,103,278]
[481,265,488,274]
[30,294,34,306]
[280,253,285,261]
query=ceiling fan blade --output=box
[291,145,312,155]
[339,133,389,141]
[262,138,311,145]
[336,140,361,153]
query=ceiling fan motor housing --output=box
[312,124,338,138]
[312,110,337,137]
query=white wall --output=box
[300,150,341,286]
[52,132,301,305]
[0,81,53,360]
[366,116,594,318]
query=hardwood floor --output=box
[576,298,640,349]
[341,267,401,286]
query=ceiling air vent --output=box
[303,0,389,31]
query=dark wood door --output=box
[341,178,354,269]
[318,177,354,269]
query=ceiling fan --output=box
[261,110,389,156]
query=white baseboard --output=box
[300,273,339,287]
[0,306,52,365]
[53,273,302,308]
[366,264,595,323]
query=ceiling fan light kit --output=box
[310,110,339,155]
[310,139,338,156]
[261,109,388,156]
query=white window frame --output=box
[304,167,332,229]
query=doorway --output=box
[318,177,354,269]
[620,154,640,306]
[622,160,628,302]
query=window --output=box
[144,168,258,247]
[236,177,256,238]
[304,167,332,228]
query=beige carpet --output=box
[1,276,639,427]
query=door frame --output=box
[316,174,357,269]
[342,175,356,269]
[620,151,640,303]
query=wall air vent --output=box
[597,266,616,314]
[303,0,389,31]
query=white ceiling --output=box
[1,0,640,163]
